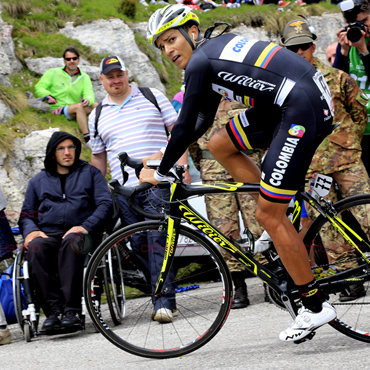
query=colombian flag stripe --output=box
[255,43,282,69]
[244,96,254,107]
[230,117,253,150]
[260,180,297,200]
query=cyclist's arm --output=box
[157,61,221,177]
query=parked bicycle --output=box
[84,152,370,359]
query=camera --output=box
[343,21,366,43]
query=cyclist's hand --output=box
[24,230,48,248]
[142,151,163,168]
[139,168,159,185]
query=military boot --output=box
[231,271,250,309]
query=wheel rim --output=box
[85,222,232,358]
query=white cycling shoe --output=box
[279,302,337,342]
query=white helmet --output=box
[147,4,200,47]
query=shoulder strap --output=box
[138,87,161,113]
[93,102,103,138]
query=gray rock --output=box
[0,100,13,123]
[59,19,166,93]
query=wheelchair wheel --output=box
[12,249,26,332]
[103,246,125,325]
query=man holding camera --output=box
[334,0,370,173]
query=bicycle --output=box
[84,153,370,359]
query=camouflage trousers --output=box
[305,164,370,270]
[204,180,263,273]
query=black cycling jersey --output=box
[159,33,334,203]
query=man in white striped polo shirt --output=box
[89,56,190,323]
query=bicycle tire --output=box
[303,194,370,343]
[84,221,233,359]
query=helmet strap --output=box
[179,27,196,51]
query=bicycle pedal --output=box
[293,331,316,344]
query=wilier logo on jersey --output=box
[269,137,300,187]
[288,124,305,138]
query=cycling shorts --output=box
[226,73,333,204]
[50,106,73,121]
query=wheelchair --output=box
[12,238,126,342]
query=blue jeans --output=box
[0,209,16,261]
[116,187,176,311]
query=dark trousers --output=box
[116,187,176,311]
[0,209,16,261]
[26,231,87,316]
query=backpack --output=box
[94,87,162,138]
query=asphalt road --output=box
[2,277,368,370]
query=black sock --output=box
[0,325,7,330]
[297,279,326,313]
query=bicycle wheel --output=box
[85,221,232,359]
[304,194,370,343]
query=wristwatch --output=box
[359,51,369,59]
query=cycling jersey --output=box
[158,33,334,203]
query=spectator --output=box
[176,0,220,10]
[35,48,98,147]
[326,41,338,66]
[0,187,17,345]
[171,85,185,113]
[281,18,370,300]
[334,0,370,174]
[189,98,265,309]
[18,131,112,332]
[89,56,189,323]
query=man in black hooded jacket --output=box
[18,131,112,331]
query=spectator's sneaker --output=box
[295,0,306,5]
[254,230,273,253]
[278,0,289,5]
[339,283,366,302]
[152,308,178,323]
[0,327,11,345]
[61,311,82,328]
[279,302,336,342]
[83,134,91,149]
[41,311,62,331]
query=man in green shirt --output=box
[35,48,97,147]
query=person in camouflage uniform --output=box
[189,98,265,309]
[281,19,370,301]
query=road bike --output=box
[84,153,370,359]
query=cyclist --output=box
[140,4,336,342]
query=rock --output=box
[0,100,13,123]
[0,0,22,86]
[59,19,166,93]
[0,128,59,224]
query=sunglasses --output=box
[65,57,78,61]
[286,43,312,53]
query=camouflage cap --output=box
[280,19,317,46]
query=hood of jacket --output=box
[44,131,82,174]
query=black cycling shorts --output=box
[226,75,333,204]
